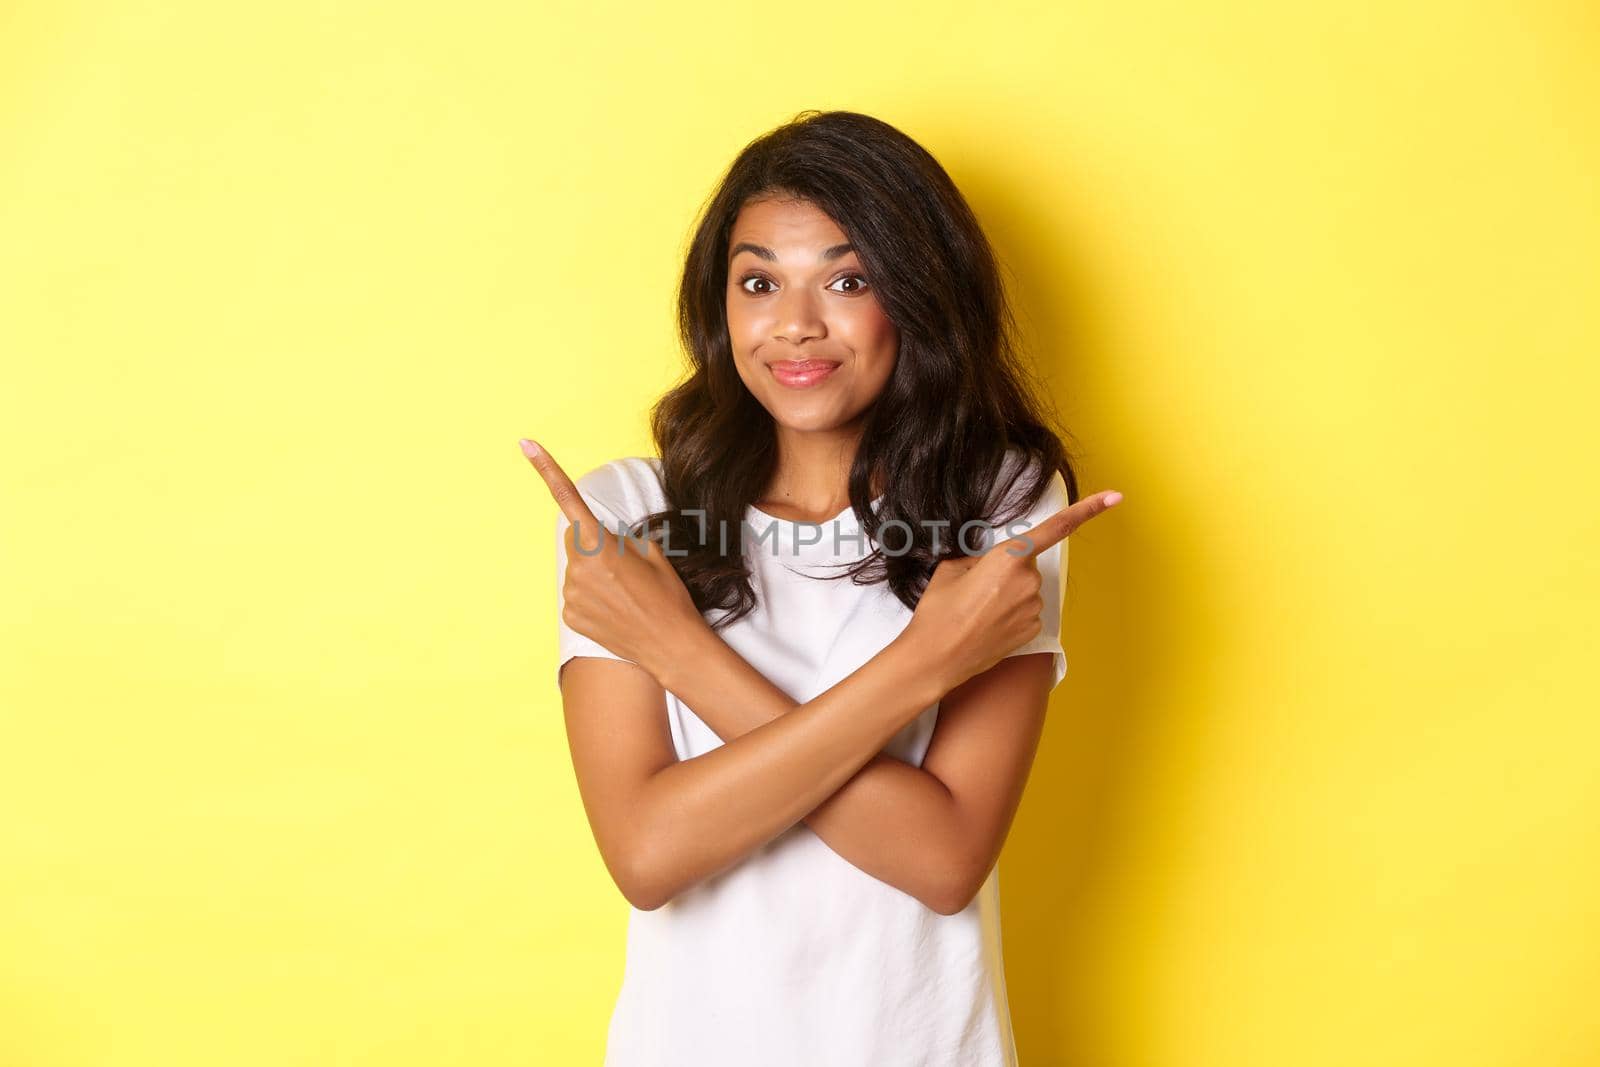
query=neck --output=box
[763,424,876,517]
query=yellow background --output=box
[3,2,1596,1064]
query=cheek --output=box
[725,299,763,355]
[844,308,899,371]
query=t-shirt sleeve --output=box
[554,489,639,689]
[989,464,1071,691]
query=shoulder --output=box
[571,455,668,525]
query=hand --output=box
[901,488,1124,692]
[521,439,704,681]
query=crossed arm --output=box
[559,619,1054,915]
[529,440,1111,918]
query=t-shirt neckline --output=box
[746,493,885,528]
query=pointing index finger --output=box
[519,439,604,535]
[993,489,1123,560]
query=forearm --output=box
[628,631,950,909]
[650,622,972,909]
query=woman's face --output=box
[725,196,899,436]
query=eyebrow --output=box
[729,241,856,264]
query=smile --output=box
[768,360,842,389]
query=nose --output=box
[772,286,827,347]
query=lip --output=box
[768,359,842,389]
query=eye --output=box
[734,271,872,296]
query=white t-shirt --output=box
[555,448,1069,1067]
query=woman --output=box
[521,110,1122,1066]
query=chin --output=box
[768,408,862,434]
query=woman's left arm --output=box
[648,623,1053,916]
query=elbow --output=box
[611,833,681,912]
[618,876,667,912]
[623,886,671,912]
[925,864,986,917]
[614,848,669,912]
[926,885,976,917]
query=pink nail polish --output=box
[519,439,541,459]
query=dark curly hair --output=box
[634,108,1081,630]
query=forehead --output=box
[729,197,852,252]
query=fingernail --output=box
[519,438,541,459]
[1103,491,1123,506]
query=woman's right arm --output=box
[559,633,952,911]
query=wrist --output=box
[643,610,714,693]
[886,627,961,707]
